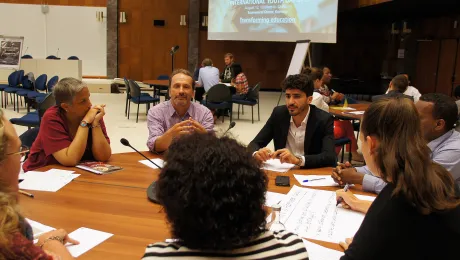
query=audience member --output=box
[142,133,309,259]
[319,67,345,104]
[333,93,460,193]
[372,74,414,102]
[385,74,421,102]
[304,67,363,161]
[249,74,336,168]
[0,109,79,259]
[335,97,460,260]
[220,53,235,83]
[196,58,219,102]
[23,78,111,172]
[147,69,214,153]
[230,63,249,100]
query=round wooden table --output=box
[20,152,375,259]
[329,103,370,120]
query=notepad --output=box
[261,159,295,173]
[265,191,286,207]
[66,227,113,257]
[139,158,165,169]
[19,170,80,192]
[303,239,344,260]
[294,175,339,187]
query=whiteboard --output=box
[286,41,310,78]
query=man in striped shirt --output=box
[142,133,309,259]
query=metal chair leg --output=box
[136,103,140,123]
[237,104,240,119]
[127,101,131,119]
[251,106,254,124]
[258,100,260,121]
[341,144,345,163]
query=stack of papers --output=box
[139,158,165,169]
[19,169,80,192]
[294,175,339,187]
[261,159,295,173]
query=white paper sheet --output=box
[45,169,75,174]
[303,239,344,260]
[344,111,364,115]
[139,158,165,169]
[265,191,286,207]
[261,159,295,173]
[294,175,339,187]
[19,170,80,192]
[66,227,114,257]
[26,218,55,240]
[279,185,375,243]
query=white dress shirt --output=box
[311,92,329,112]
[285,108,311,166]
[386,86,421,103]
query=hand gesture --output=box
[339,237,353,251]
[188,117,207,134]
[331,162,364,186]
[92,104,106,125]
[254,147,273,163]
[167,120,194,139]
[37,228,79,247]
[272,148,300,165]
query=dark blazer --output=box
[248,105,336,169]
[372,90,414,102]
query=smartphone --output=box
[275,176,290,187]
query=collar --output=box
[290,106,310,126]
[428,130,454,151]
[167,101,194,119]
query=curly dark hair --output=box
[301,67,323,81]
[282,73,314,97]
[420,93,458,130]
[156,133,268,250]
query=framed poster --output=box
[0,36,24,70]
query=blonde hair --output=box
[0,109,21,248]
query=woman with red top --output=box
[0,109,79,259]
[303,67,364,162]
[230,63,249,100]
[23,78,112,172]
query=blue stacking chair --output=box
[335,137,352,163]
[4,70,25,111]
[0,71,20,108]
[10,93,55,129]
[36,76,58,103]
[19,127,40,160]
[127,79,160,123]
[157,75,169,80]
[123,78,150,117]
[232,82,261,124]
[201,84,233,123]
[16,75,35,112]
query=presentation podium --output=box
[0,59,82,82]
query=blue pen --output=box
[303,178,326,183]
[336,183,350,206]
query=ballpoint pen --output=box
[336,183,350,206]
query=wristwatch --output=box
[80,120,88,127]
[295,155,304,166]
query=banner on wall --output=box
[0,36,24,70]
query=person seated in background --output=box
[195,58,219,102]
[142,133,309,259]
[0,109,79,259]
[333,93,460,193]
[230,63,249,100]
[335,98,460,260]
[23,78,111,172]
[147,69,214,153]
[384,74,421,102]
[372,74,414,102]
[220,53,235,83]
[304,67,364,162]
[318,67,346,105]
[249,74,336,169]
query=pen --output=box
[336,183,350,206]
[303,178,326,183]
[19,190,34,198]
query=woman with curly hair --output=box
[142,133,308,259]
[0,109,79,259]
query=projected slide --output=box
[208,0,338,43]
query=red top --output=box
[23,106,110,172]
[0,232,52,260]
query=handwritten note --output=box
[139,158,165,169]
[294,175,339,187]
[261,159,295,173]
[279,185,375,243]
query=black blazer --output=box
[248,105,336,169]
[372,90,414,102]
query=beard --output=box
[288,104,307,116]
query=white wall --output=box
[0,3,107,76]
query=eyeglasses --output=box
[7,145,30,156]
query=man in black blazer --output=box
[248,74,336,169]
[372,74,414,102]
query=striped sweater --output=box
[142,230,309,259]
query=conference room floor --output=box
[4,91,285,152]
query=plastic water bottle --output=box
[268,204,286,232]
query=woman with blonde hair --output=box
[0,109,78,259]
[337,98,460,260]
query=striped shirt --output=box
[142,230,309,259]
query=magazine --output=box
[76,161,123,175]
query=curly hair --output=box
[420,93,458,131]
[282,73,314,97]
[156,133,268,250]
[301,67,323,81]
